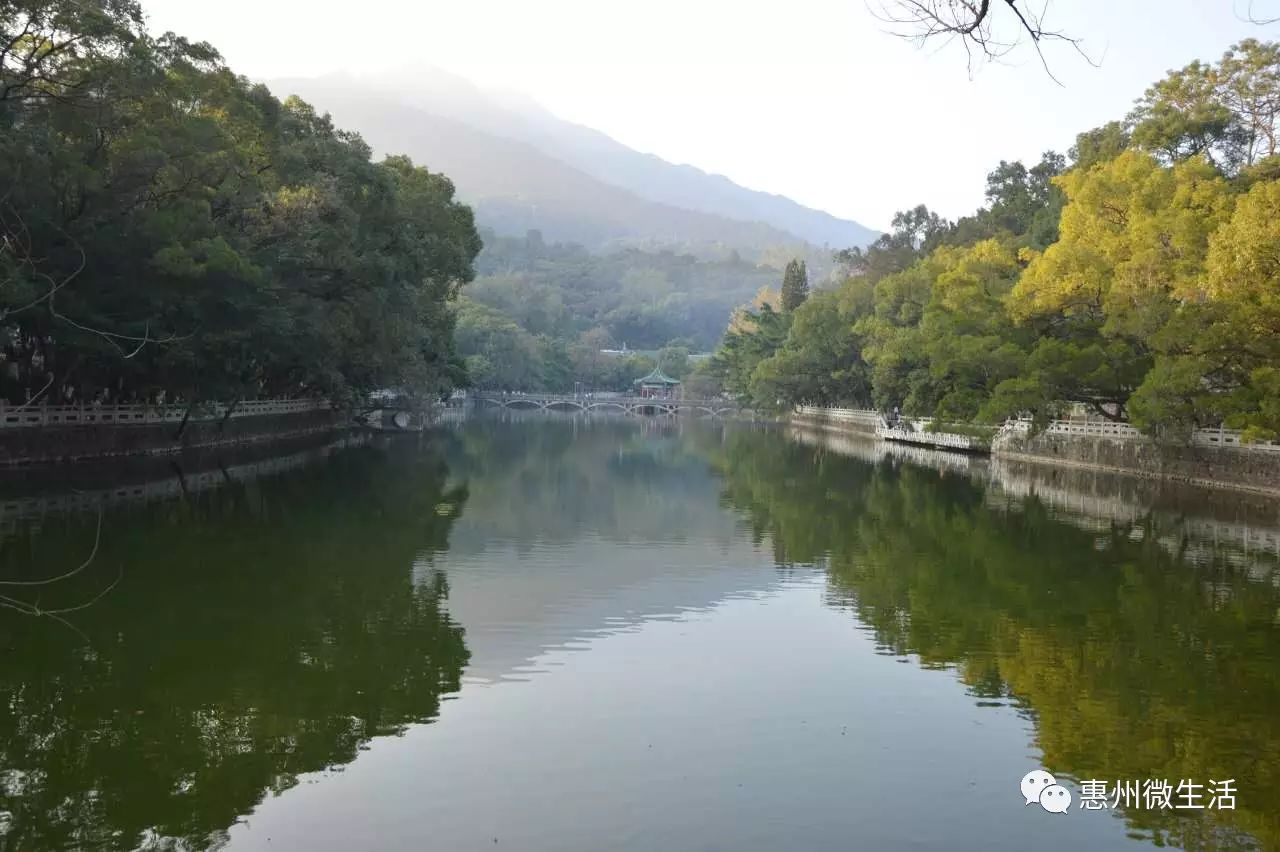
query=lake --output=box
[0,416,1277,851]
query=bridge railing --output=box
[0,398,330,430]
[877,425,980,450]
[1001,418,1280,452]
[470,392,737,407]
[794,405,886,427]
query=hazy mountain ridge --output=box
[270,78,809,255]
[267,70,878,255]
[490,93,879,249]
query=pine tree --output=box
[780,259,810,312]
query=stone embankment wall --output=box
[790,408,882,436]
[0,409,347,466]
[789,406,1280,498]
[993,430,1280,498]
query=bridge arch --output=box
[585,401,629,413]
[466,393,744,418]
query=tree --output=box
[1130,41,1280,176]
[780,259,809,312]
[454,299,544,391]
[1216,39,1280,166]
[0,9,482,408]
[0,0,146,105]
[657,345,691,379]
[681,360,723,398]
[466,228,793,354]
[1131,177,1280,438]
[710,302,790,403]
[835,204,947,284]
[856,240,1025,418]
[749,290,871,408]
[568,328,616,390]
[946,153,1066,249]
[920,240,1027,421]
[1070,122,1131,170]
[1130,60,1241,171]
[1007,151,1234,422]
[856,249,949,413]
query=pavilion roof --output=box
[634,366,681,385]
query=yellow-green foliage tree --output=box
[1004,152,1235,427]
[857,240,1026,421]
[707,39,1280,439]
[1132,178,1280,438]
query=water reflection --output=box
[429,416,794,684]
[0,438,468,851]
[0,418,1277,851]
[710,426,1280,850]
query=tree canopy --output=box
[0,0,481,408]
[711,40,1280,439]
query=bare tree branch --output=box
[0,206,190,365]
[872,0,1100,84]
[13,372,55,409]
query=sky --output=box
[144,0,1279,231]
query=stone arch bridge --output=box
[469,393,743,418]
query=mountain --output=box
[266,70,878,256]
[482,89,880,250]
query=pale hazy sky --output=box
[145,0,1277,231]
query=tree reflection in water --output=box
[3,420,1279,852]
[0,439,469,852]
[707,429,1280,851]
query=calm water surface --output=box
[0,417,1278,851]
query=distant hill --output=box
[267,70,878,256]
[483,89,881,251]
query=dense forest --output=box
[453,229,820,392]
[711,40,1280,441]
[0,0,481,409]
[0,0,847,406]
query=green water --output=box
[0,418,1277,851]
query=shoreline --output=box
[789,413,1280,500]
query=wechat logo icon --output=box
[1021,768,1072,814]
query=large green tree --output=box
[750,289,870,408]
[0,1,481,407]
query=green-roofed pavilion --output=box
[634,367,681,399]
